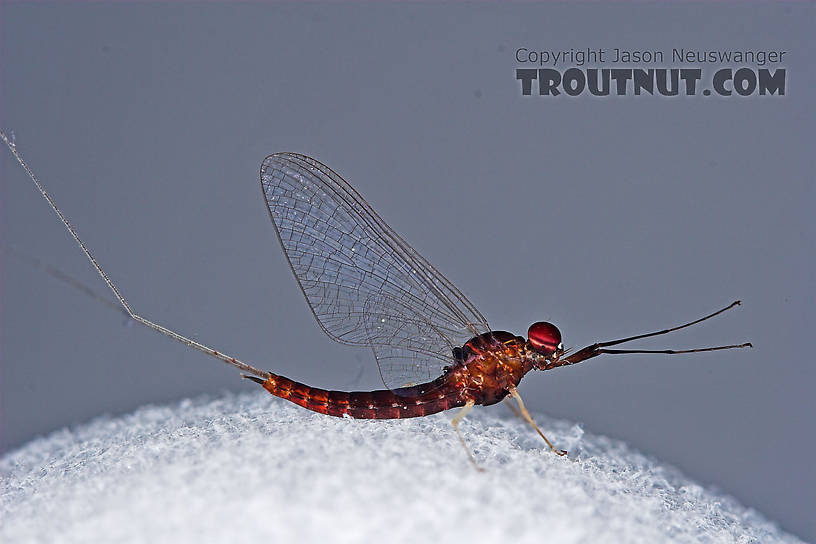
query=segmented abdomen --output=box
[248,373,465,419]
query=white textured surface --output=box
[0,391,801,544]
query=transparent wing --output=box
[362,292,458,390]
[260,153,489,388]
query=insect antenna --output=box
[545,300,752,369]
[1,130,270,379]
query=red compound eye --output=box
[528,322,562,356]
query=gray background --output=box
[1,2,813,541]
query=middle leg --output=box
[451,399,484,471]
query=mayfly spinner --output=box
[1,131,751,467]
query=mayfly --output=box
[1,131,751,466]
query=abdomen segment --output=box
[246,373,464,419]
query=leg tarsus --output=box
[509,387,567,456]
[451,399,484,472]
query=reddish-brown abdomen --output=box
[254,372,465,419]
